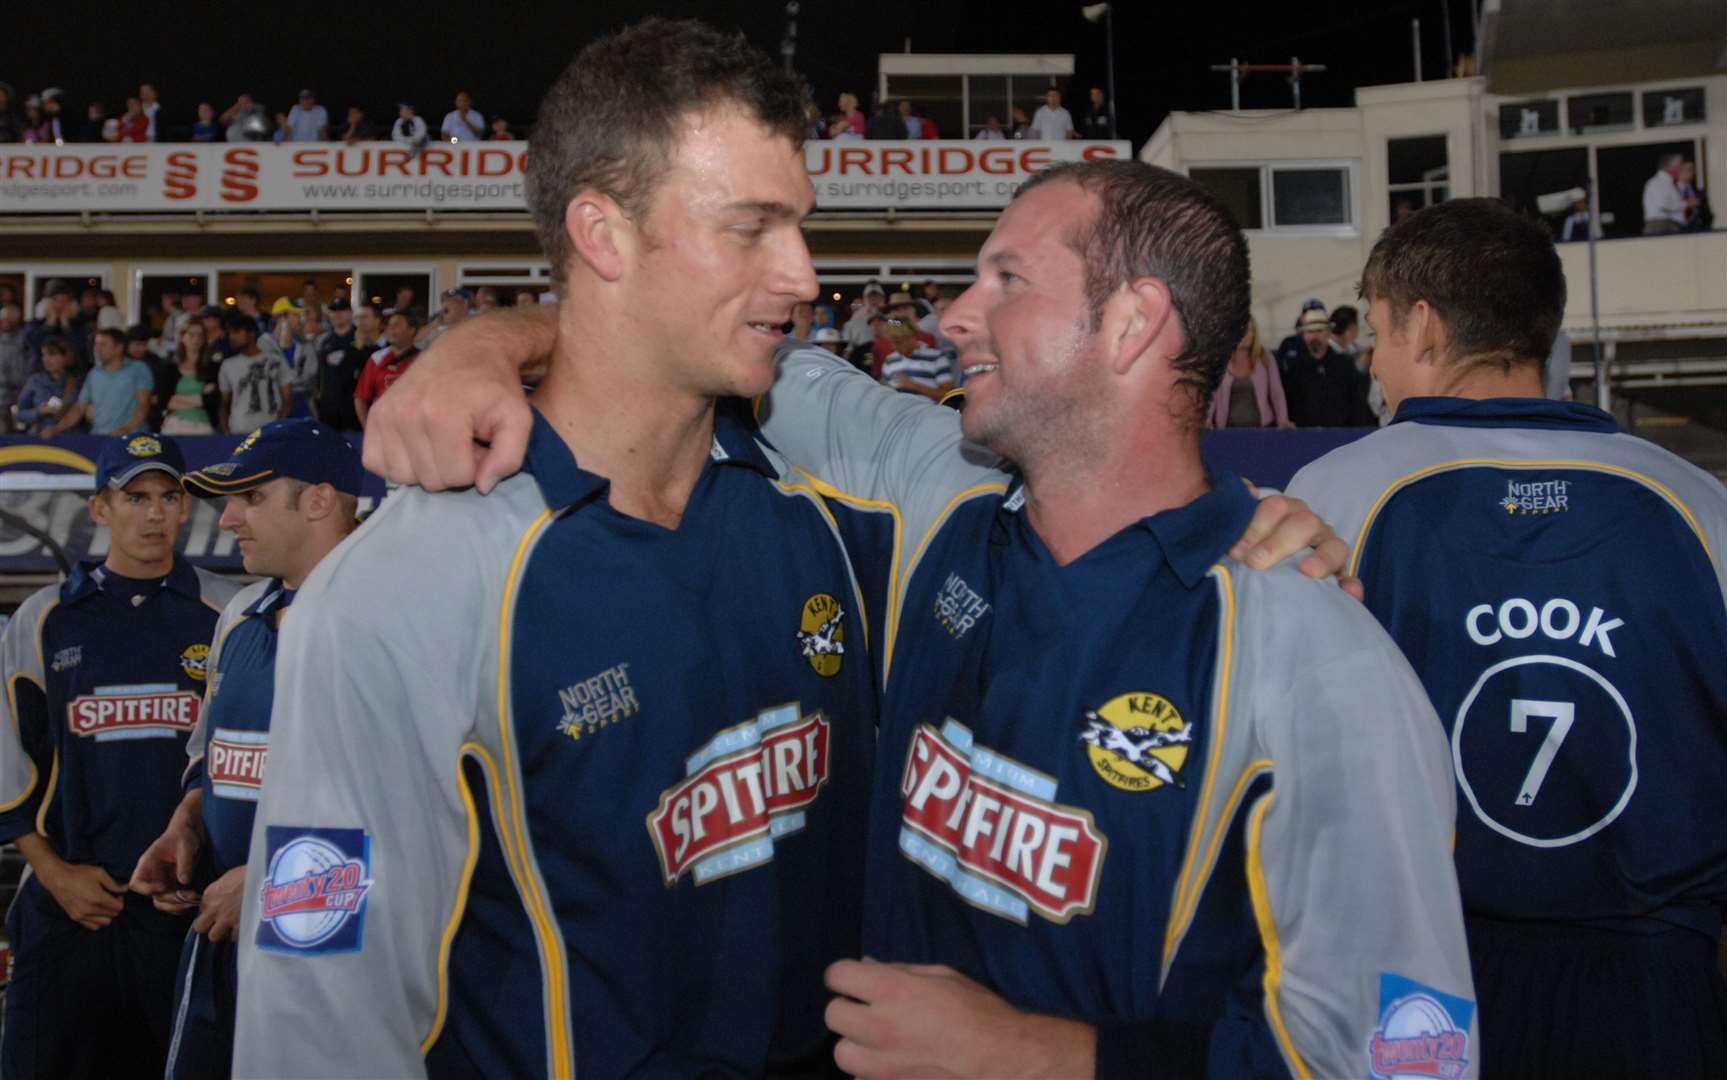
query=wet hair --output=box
[1015,159,1251,420]
[1359,197,1564,367]
[525,17,809,290]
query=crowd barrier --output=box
[0,428,1371,572]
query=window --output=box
[1499,100,1560,139]
[1498,147,1589,225]
[1597,139,1703,238]
[1386,135,1450,221]
[1271,168,1350,226]
[1567,92,1635,135]
[1643,87,1705,128]
[1189,167,1263,229]
[879,74,963,139]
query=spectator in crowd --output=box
[0,82,21,143]
[512,288,539,307]
[61,328,152,435]
[829,115,861,141]
[897,99,923,140]
[222,93,269,142]
[313,298,372,432]
[0,303,33,426]
[1210,318,1292,429]
[37,88,66,143]
[843,282,887,357]
[976,115,1006,140]
[1030,88,1075,140]
[1679,159,1713,231]
[489,116,515,140]
[15,337,78,435]
[441,91,486,143]
[392,284,419,320]
[148,287,182,357]
[866,99,906,140]
[218,312,293,435]
[418,287,473,348]
[300,278,323,312]
[20,96,46,143]
[472,286,502,313]
[140,81,161,141]
[284,89,329,141]
[837,92,866,139]
[1642,152,1695,235]
[192,102,220,141]
[1277,303,1368,426]
[805,101,827,141]
[354,309,420,427]
[879,316,955,400]
[1329,304,1361,358]
[868,291,939,375]
[338,105,376,143]
[123,324,154,370]
[94,290,123,332]
[233,288,269,335]
[784,300,815,345]
[918,286,958,358]
[28,279,86,366]
[78,100,109,143]
[810,326,845,356]
[156,319,219,435]
[198,305,226,357]
[1081,86,1112,138]
[1009,106,1033,140]
[1559,196,1600,242]
[392,103,428,151]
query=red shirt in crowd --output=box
[354,345,420,408]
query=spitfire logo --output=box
[126,434,163,458]
[68,686,200,742]
[1368,974,1474,1080]
[208,728,269,800]
[899,719,1107,925]
[180,643,211,682]
[796,593,845,677]
[647,703,831,886]
[256,828,373,954]
[1080,692,1192,793]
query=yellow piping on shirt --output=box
[1246,790,1312,1080]
[419,743,488,1056]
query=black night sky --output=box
[2,0,1477,150]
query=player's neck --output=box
[103,552,172,581]
[1429,362,1545,402]
[535,333,716,531]
[1021,425,1209,567]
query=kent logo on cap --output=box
[182,419,364,498]
[95,432,188,489]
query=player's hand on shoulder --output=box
[192,866,247,943]
[823,958,1095,1078]
[42,862,126,930]
[1228,480,1364,601]
[363,303,550,494]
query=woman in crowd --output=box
[157,319,219,435]
[837,92,866,140]
[1210,317,1294,429]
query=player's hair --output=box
[222,311,257,336]
[40,336,72,358]
[525,17,810,291]
[94,327,125,349]
[1015,160,1250,425]
[1329,305,1358,335]
[387,307,420,330]
[1360,197,1565,368]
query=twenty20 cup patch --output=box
[255,826,373,955]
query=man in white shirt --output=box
[392,103,428,151]
[1030,88,1075,141]
[1642,152,1695,235]
[440,91,486,143]
[975,115,1007,140]
[285,90,329,142]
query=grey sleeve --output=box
[1245,597,1476,1079]
[0,586,54,825]
[757,345,1010,550]
[194,567,248,613]
[232,497,501,1078]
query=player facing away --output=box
[129,420,363,1080]
[0,433,242,1079]
[1286,198,1727,1078]
[232,20,879,1077]
[358,162,1475,1078]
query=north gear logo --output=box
[797,593,845,677]
[50,645,82,673]
[127,434,163,458]
[180,643,211,682]
[1080,692,1193,792]
[1499,478,1569,516]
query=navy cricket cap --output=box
[94,432,187,490]
[182,419,363,498]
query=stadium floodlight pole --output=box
[1081,3,1117,139]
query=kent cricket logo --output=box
[1080,692,1193,792]
[647,703,831,886]
[68,684,201,741]
[256,827,373,954]
[127,434,163,458]
[796,593,845,677]
[180,642,211,682]
[899,719,1107,925]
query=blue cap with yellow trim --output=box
[182,419,363,498]
[94,431,187,490]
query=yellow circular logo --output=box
[1081,692,1193,793]
[181,643,211,682]
[797,593,845,677]
[236,429,261,454]
[128,435,163,458]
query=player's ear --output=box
[564,191,627,282]
[1411,300,1445,367]
[1112,275,1175,377]
[87,490,111,526]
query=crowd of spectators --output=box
[0,81,518,147]
[0,277,534,441]
[0,78,1109,147]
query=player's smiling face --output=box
[943,180,1103,465]
[625,106,817,399]
[90,471,187,577]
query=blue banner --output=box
[0,429,1370,572]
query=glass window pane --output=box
[1388,135,1448,185]
[1642,87,1705,128]
[1596,139,1702,238]
[1272,168,1349,226]
[968,76,1009,137]
[1190,167,1263,229]
[1567,92,1634,134]
[1499,100,1560,139]
[1497,147,1589,225]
